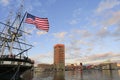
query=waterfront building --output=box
[54,44,65,71]
[37,64,54,72]
[101,63,118,70]
[95,62,118,70]
[117,63,120,69]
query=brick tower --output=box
[54,44,65,71]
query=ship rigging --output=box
[0,0,49,79]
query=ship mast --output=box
[1,11,12,56]
[9,4,24,56]
[0,0,32,57]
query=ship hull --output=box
[0,57,34,80]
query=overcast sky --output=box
[0,0,120,65]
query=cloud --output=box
[24,27,35,34]
[88,52,112,60]
[33,0,42,7]
[96,0,120,13]
[90,0,120,28]
[92,1,120,39]
[65,40,82,54]
[87,48,93,51]
[46,0,57,6]
[90,0,120,29]
[36,31,47,36]
[73,8,82,18]
[25,28,48,37]
[33,42,38,46]
[69,8,82,25]
[53,32,67,38]
[96,27,110,38]
[72,29,92,38]
[53,32,67,42]
[69,19,78,25]
[25,5,33,12]
[103,11,120,27]
[0,0,9,6]
[115,38,120,41]
[95,10,120,38]
[65,39,93,61]
[64,29,94,61]
[25,0,42,12]
[31,51,53,64]
[75,52,120,64]
[112,25,120,37]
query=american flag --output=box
[25,13,49,32]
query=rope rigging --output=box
[10,64,21,80]
[0,0,34,79]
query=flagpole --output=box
[17,11,27,33]
[12,11,27,41]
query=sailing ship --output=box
[0,2,49,80]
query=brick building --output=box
[36,64,54,72]
[54,44,65,71]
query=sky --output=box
[0,0,120,65]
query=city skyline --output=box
[0,0,120,65]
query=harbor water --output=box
[1,70,120,80]
[32,70,120,80]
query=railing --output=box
[0,55,34,65]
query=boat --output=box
[0,3,34,80]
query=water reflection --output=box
[54,71,65,80]
[1,70,120,80]
[118,70,120,76]
[102,70,113,80]
[33,72,54,80]
[80,71,83,80]
[65,71,83,80]
[32,70,120,80]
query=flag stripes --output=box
[25,13,49,32]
